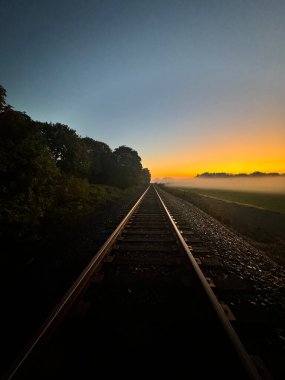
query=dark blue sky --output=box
[1,0,284,176]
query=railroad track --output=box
[6,185,261,379]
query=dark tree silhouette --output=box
[82,137,115,184]
[40,123,88,178]
[141,168,151,184]
[0,85,7,112]
[0,108,59,224]
[0,85,151,226]
[113,146,143,188]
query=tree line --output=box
[0,85,151,226]
[197,172,282,178]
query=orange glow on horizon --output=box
[143,123,285,179]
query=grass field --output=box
[174,187,285,215]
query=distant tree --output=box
[197,171,281,178]
[250,171,264,177]
[40,123,88,178]
[82,137,115,184]
[197,172,232,178]
[113,146,142,188]
[140,168,151,184]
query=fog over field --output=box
[157,176,285,194]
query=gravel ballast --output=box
[158,187,285,310]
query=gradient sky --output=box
[1,0,284,178]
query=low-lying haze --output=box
[157,176,285,194]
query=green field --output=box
[174,187,285,215]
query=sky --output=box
[1,0,284,179]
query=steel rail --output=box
[6,185,150,380]
[154,185,261,380]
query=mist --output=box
[157,176,285,194]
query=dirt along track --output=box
[6,185,275,379]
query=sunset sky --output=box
[1,0,284,179]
